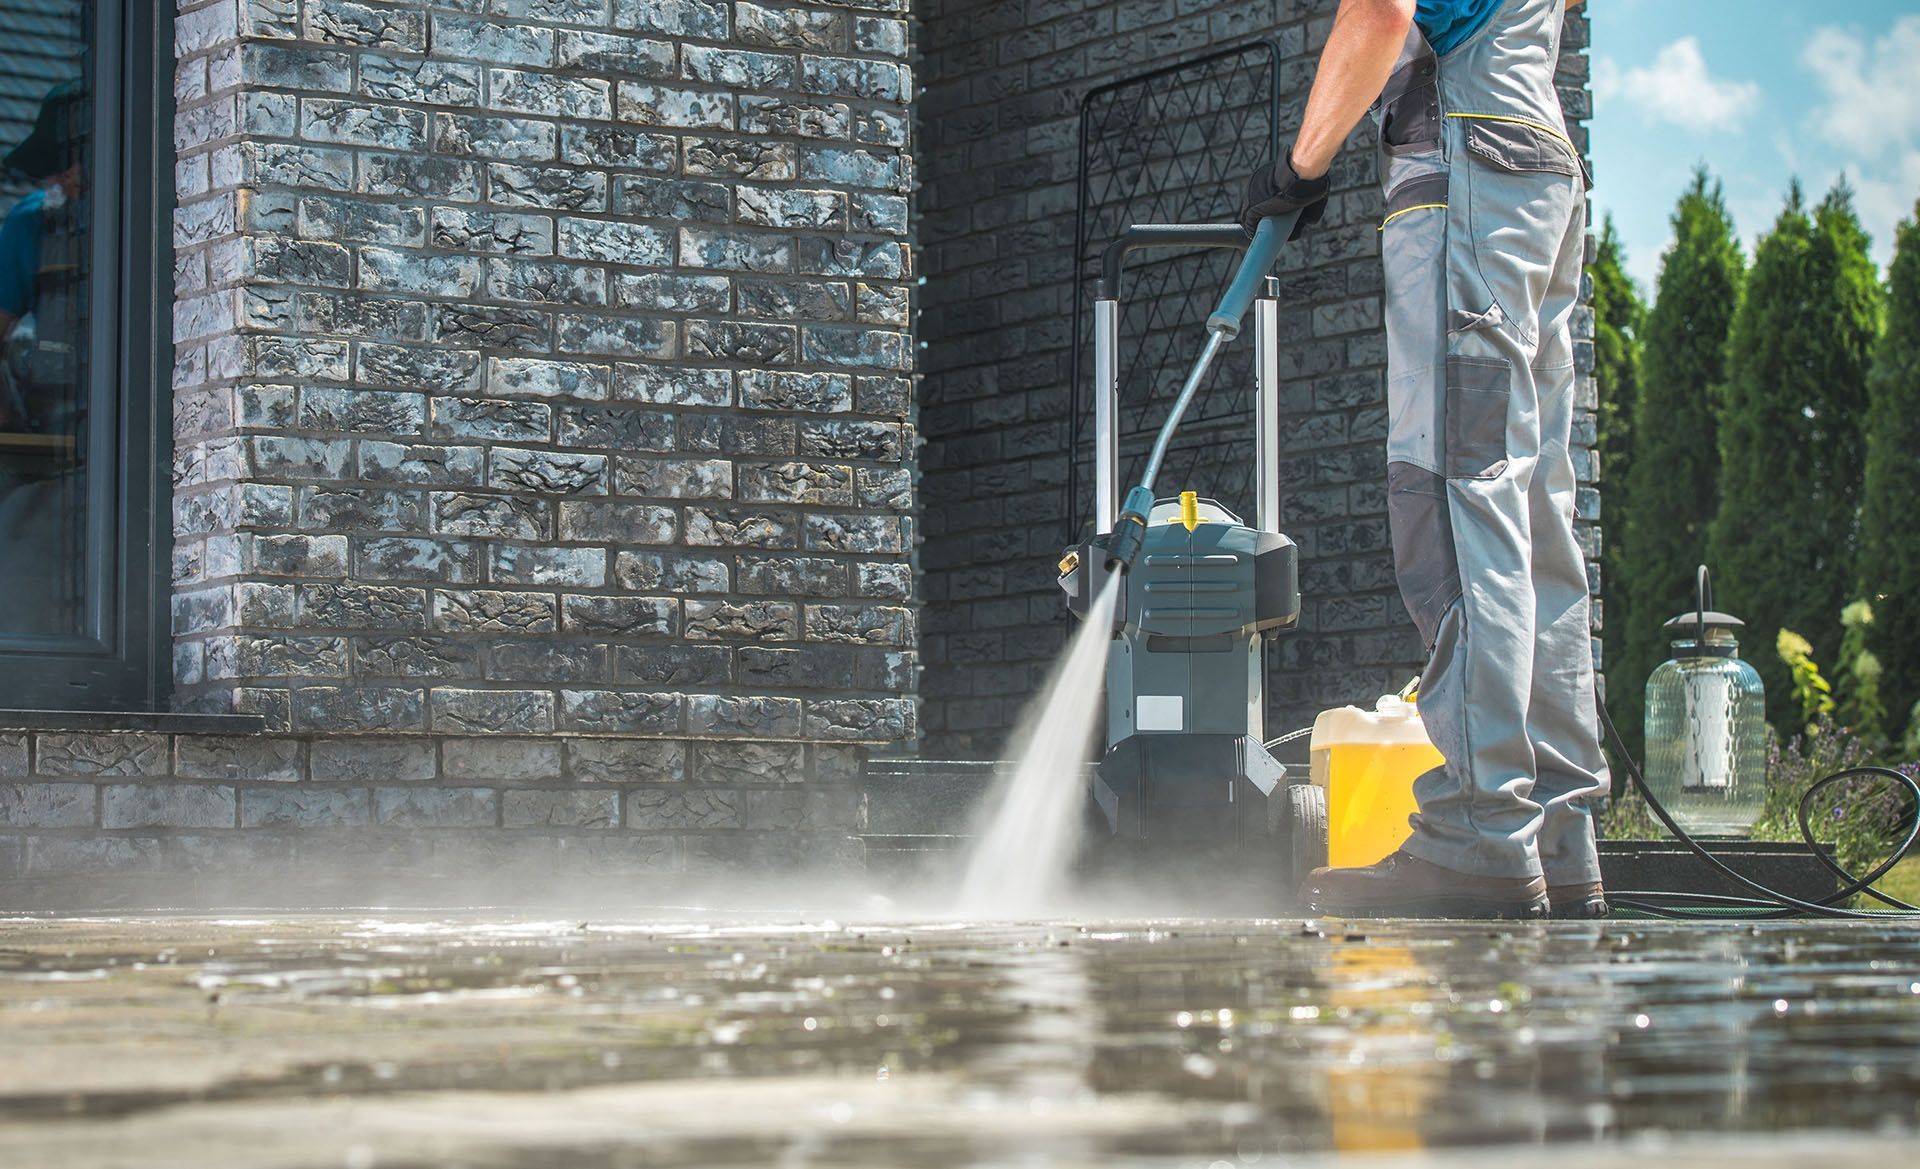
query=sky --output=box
[1586,0,1920,293]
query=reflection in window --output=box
[0,0,89,639]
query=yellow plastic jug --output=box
[1309,694,1444,867]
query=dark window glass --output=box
[0,0,91,639]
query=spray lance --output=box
[1102,210,1301,573]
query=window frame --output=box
[0,0,171,711]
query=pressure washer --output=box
[1054,215,1920,917]
[1055,212,1330,894]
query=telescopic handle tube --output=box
[1205,212,1296,337]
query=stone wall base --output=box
[0,729,866,907]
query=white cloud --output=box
[1802,17,1920,162]
[1802,17,1920,265]
[1601,37,1759,133]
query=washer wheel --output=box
[1284,782,1328,892]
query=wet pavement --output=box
[3,913,1919,1167]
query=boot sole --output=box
[1309,895,1550,921]
[1549,897,1609,920]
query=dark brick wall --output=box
[915,0,1598,757]
[168,0,918,754]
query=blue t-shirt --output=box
[1417,0,1503,55]
[0,188,47,318]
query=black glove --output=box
[1239,149,1330,239]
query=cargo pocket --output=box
[1387,461,1460,648]
[1380,51,1440,156]
[1461,117,1580,178]
[1444,356,1510,479]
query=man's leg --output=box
[1525,200,1610,894]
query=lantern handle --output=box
[1696,564,1712,646]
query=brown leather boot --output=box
[1547,881,1608,919]
[1301,849,1549,919]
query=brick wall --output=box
[166,0,918,759]
[915,0,1598,757]
[0,727,865,897]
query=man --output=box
[1240,0,1608,918]
[1,79,87,432]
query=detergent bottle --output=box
[1309,691,1444,867]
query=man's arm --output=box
[1290,0,1418,180]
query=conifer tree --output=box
[1857,201,1920,734]
[1589,217,1643,715]
[1614,171,1742,747]
[1709,181,1882,727]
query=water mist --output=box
[956,575,1121,916]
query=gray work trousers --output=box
[1375,0,1609,883]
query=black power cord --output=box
[1597,702,1920,919]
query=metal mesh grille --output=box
[1069,43,1279,537]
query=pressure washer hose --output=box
[1258,708,1920,917]
[1104,212,1300,573]
[1595,704,1920,919]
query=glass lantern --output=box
[1642,567,1768,836]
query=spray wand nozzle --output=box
[1103,213,1295,575]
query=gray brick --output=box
[358,442,485,486]
[617,642,731,687]
[305,2,425,50]
[490,447,609,494]
[736,187,848,231]
[356,536,483,583]
[432,397,553,443]
[613,553,731,595]
[355,635,483,679]
[560,595,677,637]
[559,689,682,733]
[241,787,369,828]
[693,741,804,784]
[299,100,426,150]
[616,364,731,406]
[687,695,803,738]
[611,177,731,223]
[0,783,95,828]
[491,69,612,120]
[485,256,607,304]
[682,137,794,181]
[0,734,25,776]
[492,545,607,587]
[293,686,427,732]
[433,115,558,163]
[433,492,550,540]
[434,589,560,634]
[431,15,554,67]
[504,789,618,829]
[430,688,559,733]
[558,31,675,76]
[738,95,850,139]
[310,737,437,782]
[557,500,677,543]
[101,784,237,830]
[685,600,798,642]
[681,45,796,89]
[617,84,732,130]
[613,456,731,499]
[555,313,675,358]
[747,788,860,832]
[374,786,497,828]
[625,788,741,830]
[739,370,852,413]
[34,734,170,778]
[175,736,305,781]
[566,737,686,784]
[359,56,483,105]
[442,738,565,783]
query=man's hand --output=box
[1238,149,1330,238]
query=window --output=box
[0,0,166,709]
